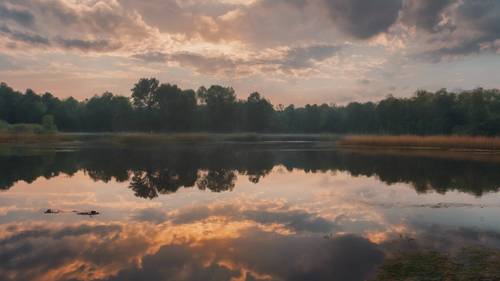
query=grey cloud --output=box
[325,0,402,39]
[132,44,341,76]
[0,0,152,52]
[170,52,239,75]
[133,208,168,224]
[0,25,49,45]
[401,0,454,32]
[0,3,34,26]
[282,44,341,69]
[358,79,372,85]
[0,54,17,71]
[56,38,122,52]
[132,51,169,63]
[417,0,500,60]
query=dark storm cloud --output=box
[325,0,403,39]
[400,0,454,32]
[418,0,500,60]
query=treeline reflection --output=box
[1,145,500,198]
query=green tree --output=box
[197,85,237,131]
[131,78,159,110]
[244,92,274,132]
[42,115,57,133]
[155,84,197,131]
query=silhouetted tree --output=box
[197,85,237,131]
[2,80,500,135]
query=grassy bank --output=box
[0,132,341,145]
[338,135,500,151]
[4,133,500,152]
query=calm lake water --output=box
[1,142,500,281]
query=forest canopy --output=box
[1,79,500,135]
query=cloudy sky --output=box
[0,0,499,105]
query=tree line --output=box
[1,79,500,135]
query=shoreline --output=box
[3,133,500,153]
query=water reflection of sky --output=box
[2,152,500,280]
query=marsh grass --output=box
[375,247,500,281]
[339,135,500,151]
[0,133,72,144]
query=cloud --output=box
[357,79,372,85]
[408,0,500,60]
[105,232,383,281]
[0,54,17,71]
[56,38,122,52]
[131,51,169,63]
[170,203,338,233]
[0,25,50,46]
[281,44,341,70]
[400,0,454,32]
[132,43,341,77]
[170,52,241,76]
[132,208,168,224]
[0,3,34,27]
[325,0,402,39]
[0,0,155,52]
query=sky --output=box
[0,0,499,105]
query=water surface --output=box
[1,142,500,281]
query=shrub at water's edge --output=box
[0,115,57,134]
[0,115,60,142]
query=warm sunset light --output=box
[0,0,499,104]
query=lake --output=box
[1,142,500,281]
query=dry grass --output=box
[338,135,500,151]
[0,133,73,143]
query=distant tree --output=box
[197,85,237,131]
[131,78,159,110]
[0,82,21,123]
[2,80,500,136]
[42,115,57,132]
[16,89,47,124]
[85,92,133,132]
[244,92,274,132]
[155,83,197,131]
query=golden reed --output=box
[338,135,500,151]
